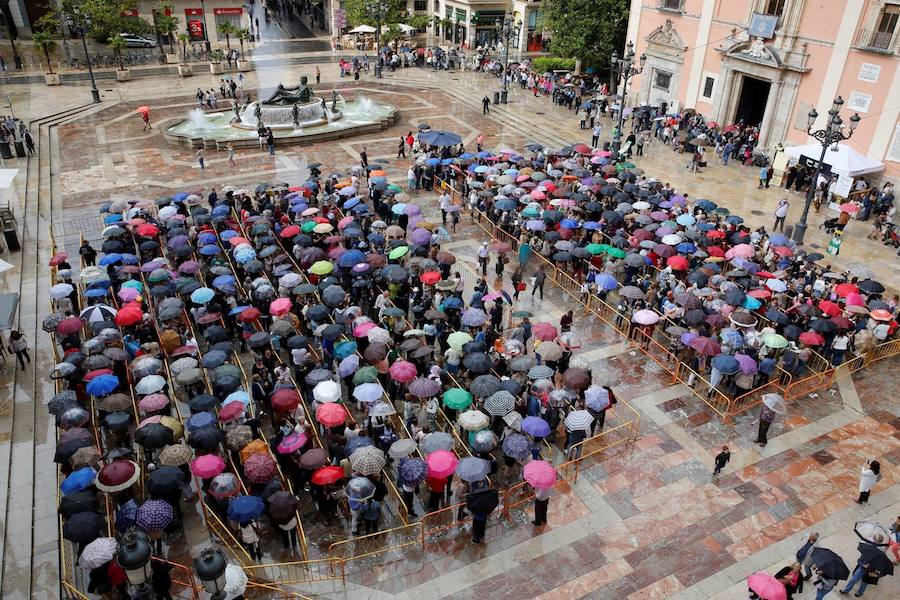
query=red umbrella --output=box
[115,304,144,327]
[84,368,114,381]
[666,255,689,270]
[420,271,441,285]
[706,230,725,239]
[316,403,347,427]
[747,289,771,299]
[218,402,244,422]
[830,316,853,329]
[311,465,345,486]
[707,246,725,257]
[244,453,277,483]
[135,223,160,237]
[271,389,300,413]
[772,245,793,257]
[238,307,261,322]
[228,237,250,247]
[799,331,825,346]
[49,252,69,266]
[689,336,721,356]
[573,143,592,155]
[280,225,300,238]
[834,283,858,298]
[96,460,140,492]
[818,300,841,317]
[57,316,85,335]
[190,454,225,479]
[135,106,150,114]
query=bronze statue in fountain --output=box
[262,75,314,105]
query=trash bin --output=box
[0,141,12,160]
[493,91,500,105]
[0,210,18,252]
[2,229,19,252]
[783,224,794,240]
[500,90,508,104]
[13,141,25,158]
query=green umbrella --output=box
[352,366,379,385]
[301,220,318,233]
[443,388,473,411]
[121,280,144,291]
[616,162,636,171]
[511,310,533,318]
[387,184,402,193]
[761,333,788,349]
[520,207,540,218]
[605,247,626,259]
[309,260,333,275]
[714,207,730,215]
[447,331,473,351]
[585,243,605,255]
[388,246,409,260]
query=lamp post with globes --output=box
[194,547,228,600]
[366,0,391,79]
[117,529,155,600]
[792,96,861,244]
[610,41,645,158]
[495,15,521,104]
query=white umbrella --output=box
[564,409,594,432]
[661,234,682,245]
[78,537,118,570]
[313,380,342,403]
[388,438,417,459]
[368,402,396,417]
[135,375,166,395]
[51,283,75,300]
[762,393,786,414]
[367,327,391,344]
[458,409,490,431]
[224,563,248,596]
[349,24,377,33]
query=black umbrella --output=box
[463,352,492,374]
[307,304,330,322]
[104,411,132,432]
[857,279,884,295]
[201,350,229,368]
[135,423,174,449]
[783,324,801,340]
[203,326,229,344]
[54,439,93,464]
[462,341,487,354]
[811,547,850,580]
[724,289,746,306]
[58,490,98,519]
[248,331,271,349]
[209,341,235,355]
[48,390,80,416]
[465,487,499,516]
[857,542,894,576]
[286,335,309,349]
[498,379,522,396]
[322,323,344,340]
[765,309,790,325]
[147,466,185,498]
[62,511,105,544]
[686,271,709,287]
[809,319,837,334]
[189,394,219,413]
[267,491,300,521]
[804,252,825,262]
[188,427,224,451]
[683,309,706,326]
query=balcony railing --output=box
[657,0,684,12]
[854,28,897,53]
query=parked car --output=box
[119,33,157,48]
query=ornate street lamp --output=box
[495,15,521,104]
[117,529,154,600]
[792,96,860,243]
[366,0,391,78]
[610,41,645,157]
[194,547,228,600]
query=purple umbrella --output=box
[167,235,189,249]
[140,260,166,273]
[521,416,551,437]
[680,332,698,345]
[501,433,532,459]
[461,308,488,327]
[409,377,441,398]
[398,457,428,485]
[338,355,360,377]
[410,228,431,245]
[650,211,669,222]
[734,353,758,374]
[352,263,370,274]
[525,219,546,231]
[136,499,174,531]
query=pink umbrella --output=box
[523,460,557,489]
[270,298,292,316]
[532,322,558,341]
[190,454,225,479]
[118,287,141,302]
[426,450,459,478]
[138,394,170,413]
[338,216,355,229]
[276,432,308,454]
[725,244,755,260]
[632,309,660,325]
[530,190,547,200]
[483,292,502,302]
[389,360,417,383]
[353,322,377,337]
[138,415,162,428]
[747,572,787,600]
[844,292,864,307]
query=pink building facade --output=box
[625,0,900,178]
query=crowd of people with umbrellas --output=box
[47,150,635,593]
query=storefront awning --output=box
[783,143,884,178]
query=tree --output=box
[61,0,149,44]
[383,23,402,51]
[155,2,179,54]
[108,33,127,70]
[178,32,189,62]
[33,16,59,74]
[343,0,405,28]
[218,21,237,51]
[237,28,250,57]
[540,0,628,70]
[406,14,430,32]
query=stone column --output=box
[715,67,736,125]
[759,79,782,148]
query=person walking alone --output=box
[142,110,151,131]
[713,445,730,478]
[532,485,551,527]
[266,128,275,155]
[592,124,603,148]
[397,136,406,158]
[227,143,236,167]
[196,147,205,170]
[774,198,789,232]
[754,402,777,446]
[856,459,880,504]
[482,96,490,114]
[8,330,30,371]
[532,265,546,300]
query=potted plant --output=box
[208,48,225,74]
[177,33,192,76]
[156,3,180,64]
[33,25,60,85]
[236,28,252,71]
[109,34,130,81]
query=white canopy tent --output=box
[783,143,884,178]
[380,23,416,34]
[349,25,377,34]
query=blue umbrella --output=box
[440,158,454,166]
[676,242,697,254]
[333,340,358,360]
[115,499,138,533]
[338,250,365,268]
[85,287,109,298]
[583,221,600,230]
[353,383,384,404]
[442,297,462,310]
[199,245,220,256]
[595,273,618,291]
[191,287,215,304]
[103,214,122,224]
[459,152,475,160]
[186,411,217,431]
[742,296,762,310]
[229,305,250,315]
[211,205,231,217]
[425,157,440,166]
[198,232,217,244]
[476,151,492,159]
[370,176,387,184]
[99,253,122,266]
[338,354,360,377]
[172,192,189,202]
[495,199,516,211]
[769,233,790,246]
[521,416,551,437]
[719,328,744,348]
[212,275,236,293]
[338,186,357,197]
[227,495,265,524]
[676,214,696,226]
[560,218,579,229]
[697,222,716,231]
[86,374,119,397]
[501,433,532,460]
[474,165,491,174]
[344,436,375,457]
[224,390,250,405]
[419,130,462,147]
[711,354,740,375]
[725,215,744,225]
[696,199,717,211]
[398,457,428,485]
[234,246,256,264]
[61,467,97,495]
[343,197,360,209]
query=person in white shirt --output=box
[774,198,789,232]
[439,192,452,225]
[830,332,850,366]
